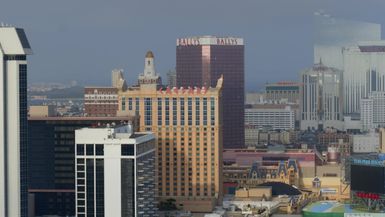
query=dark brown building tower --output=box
[176,36,244,148]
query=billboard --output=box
[351,165,385,194]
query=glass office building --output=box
[176,36,244,148]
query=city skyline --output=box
[2,0,385,91]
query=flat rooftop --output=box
[28,116,136,121]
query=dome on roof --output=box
[146,51,154,58]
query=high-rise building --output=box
[360,98,374,131]
[300,62,343,130]
[265,81,300,104]
[166,69,176,87]
[84,87,119,116]
[343,42,385,114]
[176,36,244,148]
[360,92,385,130]
[118,51,223,212]
[314,12,381,70]
[0,26,32,217]
[111,68,127,89]
[75,124,157,217]
[28,116,138,216]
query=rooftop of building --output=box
[245,104,295,110]
[265,81,301,87]
[176,36,244,46]
[75,124,154,143]
[302,201,364,215]
[28,116,136,121]
[145,50,154,58]
[84,86,118,90]
[223,147,315,154]
[0,26,32,55]
[350,153,385,161]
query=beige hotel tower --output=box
[117,51,223,212]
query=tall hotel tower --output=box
[118,51,223,212]
[0,27,32,217]
[300,62,343,131]
[176,36,244,148]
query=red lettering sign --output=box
[356,192,380,200]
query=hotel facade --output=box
[117,51,223,212]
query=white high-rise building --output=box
[314,12,381,70]
[360,91,385,130]
[343,42,385,114]
[0,26,32,217]
[300,62,343,130]
[75,124,157,217]
[360,98,374,131]
[111,69,127,90]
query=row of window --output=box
[120,97,217,126]
[76,144,135,156]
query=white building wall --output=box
[371,92,385,125]
[245,106,295,130]
[6,60,22,217]
[0,44,5,217]
[361,98,374,131]
[0,27,32,217]
[104,146,122,216]
[353,132,379,153]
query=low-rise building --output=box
[84,87,118,117]
[245,104,295,130]
[265,81,300,104]
[29,105,56,117]
[245,125,259,147]
[353,131,379,153]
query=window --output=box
[180,98,185,125]
[135,98,140,115]
[203,98,207,125]
[144,98,152,126]
[122,97,126,111]
[77,144,84,155]
[128,98,133,110]
[173,98,177,125]
[121,144,134,156]
[95,144,104,156]
[165,98,170,125]
[86,144,94,155]
[158,98,162,125]
[188,97,192,126]
[195,98,200,125]
[210,97,215,125]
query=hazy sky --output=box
[2,0,385,91]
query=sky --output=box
[1,0,385,91]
